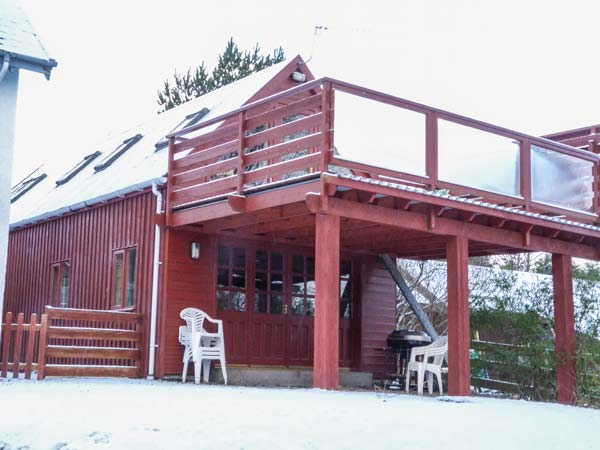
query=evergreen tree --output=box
[157,38,284,113]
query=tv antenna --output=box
[302,25,328,65]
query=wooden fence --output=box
[1,306,144,380]
[1,312,46,380]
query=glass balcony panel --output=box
[531,145,594,212]
[438,120,520,196]
[333,91,426,177]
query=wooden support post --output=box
[1,311,12,378]
[552,254,577,405]
[313,213,340,389]
[446,236,470,396]
[426,113,438,190]
[320,82,332,173]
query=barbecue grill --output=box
[385,329,432,386]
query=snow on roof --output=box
[9,60,292,228]
[0,0,56,78]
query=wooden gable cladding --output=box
[4,191,157,375]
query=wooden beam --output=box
[308,196,600,260]
[447,236,470,396]
[227,194,247,212]
[313,213,340,390]
[322,174,600,235]
[552,254,577,405]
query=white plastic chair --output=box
[179,308,227,385]
[405,336,448,395]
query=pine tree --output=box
[157,38,284,113]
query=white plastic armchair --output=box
[405,336,448,395]
[179,308,227,385]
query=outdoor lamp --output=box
[190,242,201,260]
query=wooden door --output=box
[248,249,287,365]
[216,242,356,368]
[287,253,315,366]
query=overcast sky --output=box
[12,0,600,182]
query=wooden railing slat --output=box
[44,365,139,378]
[37,314,48,380]
[46,345,141,360]
[1,312,12,378]
[173,139,238,172]
[47,326,142,341]
[173,157,238,187]
[243,152,321,184]
[45,306,142,323]
[12,313,24,379]
[24,313,37,380]
[244,113,322,148]
[245,93,322,130]
[244,132,321,166]
[173,122,238,154]
[172,175,237,206]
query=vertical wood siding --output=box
[4,191,156,374]
[359,256,396,378]
[158,230,216,377]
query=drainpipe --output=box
[0,54,10,82]
[0,54,16,342]
[147,179,164,379]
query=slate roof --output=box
[9,60,291,228]
[0,0,56,78]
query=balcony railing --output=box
[167,77,599,224]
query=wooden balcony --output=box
[165,77,600,259]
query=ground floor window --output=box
[217,246,247,311]
[51,261,71,307]
[112,247,137,309]
[216,244,353,318]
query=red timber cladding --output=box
[3,191,156,374]
[157,230,216,377]
[359,256,396,378]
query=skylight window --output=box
[10,172,47,203]
[94,134,143,172]
[56,151,101,186]
[154,108,210,151]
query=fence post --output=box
[1,311,12,378]
[36,313,48,380]
[24,313,37,380]
[12,312,24,378]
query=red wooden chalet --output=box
[4,56,599,403]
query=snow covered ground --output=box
[1,378,599,450]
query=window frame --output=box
[11,173,47,203]
[56,151,101,186]
[50,260,71,308]
[111,246,138,310]
[216,245,247,312]
[94,134,143,172]
[154,108,210,151]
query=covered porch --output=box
[162,77,600,402]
